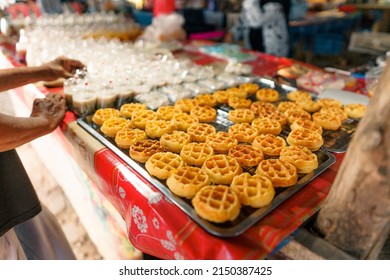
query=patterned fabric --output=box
[231,0,290,57]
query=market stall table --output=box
[1,47,350,259]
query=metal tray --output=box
[77,111,335,237]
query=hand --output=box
[39,56,86,81]
[30,93,66,131]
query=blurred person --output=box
[0,56,85,260]
[37,0,64,14]
[224,0,291,57]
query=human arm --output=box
[0,93,66,152]
[0,56,85,92]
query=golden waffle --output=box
[192,185,241,223]
[92,108,120,126]
[251,117,282,135]
[201,154,242,185]
[298,99,321,113]
[252,134,286,157]
[344,103,367,119]
[228,145,264,167]
[174,98,199,113]
[195,94,217,107]
[171,112,199,131]
[213,90,229,104]
[187,123,216,142]
[228,109,255,123]
[320,106,348,122]
[277,101,303,113]
[230,173,275,208]
[239,83,260,95]
[250,101,277,116]
[287,90,312,102]
[256,88,279,102]
[318,98,342,108]
[259,110,288,126]
[226,87,247,99]
[256,159,298,187]
[228,123,258,143]
[100,117,132,138]
[280,145,318,174]
[205,132,238,154]
[160,131,191,153]
[180,142,214,167]
[286,128,323,151]
[131,110,157,129]
[284,108,312,125]
[190,106,217,123]
[228,96,252,109]
[129,139,164,163]
[145,152,186,180]
[156,106,182,121]
[290,119,323,135]
[120,103,147,119]
[167,166,211,199]
[115,128,147,149]
[145,119,174,139]
[312,111,341,130]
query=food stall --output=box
[0,12,370,260]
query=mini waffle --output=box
[226,87,247,99]
[252,134,286,157]
[259,110,288,126]
[317,98,342,108]
[171,113,199,131]
[145,152,186,180]
[286,128,323,151]
[228,96,252,109]
[228,109,255,123]
[344,103,367,119]
[256,159,298,187]
[180,142,214,167]
[156,106,182,121]
[213,90,229,104]
[92,108,120,126]
[160,131,191,153]
[195,94,217,107]
[167,166,211,199]
[187,123,216,142]
[290,119,323,135]
[280,145,318,174]
[131,110,157,129]
[277,101,303,113]
[284,108,312,125]
[298,99,321,113]
[228,123,258,143]
[192,185,241,223]
[129,139,164,163]
[120,103,147,119]
[230,173,275,208]
[320,107,348,122]
[287,90,312,102]
[201,154,242,185]
[190,106,217,123]
[251,117,282,135]
[250,101,277,116]
[239,83,260,95]
[205,132,238,154]
[115,128,147,149]
[228,145,264,167]
[256,88,279,102]
[100,117,132,138]
[312,111,341,130]
[174,98,199,113]
[145,120,174,139]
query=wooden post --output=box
[316,59,390,259]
